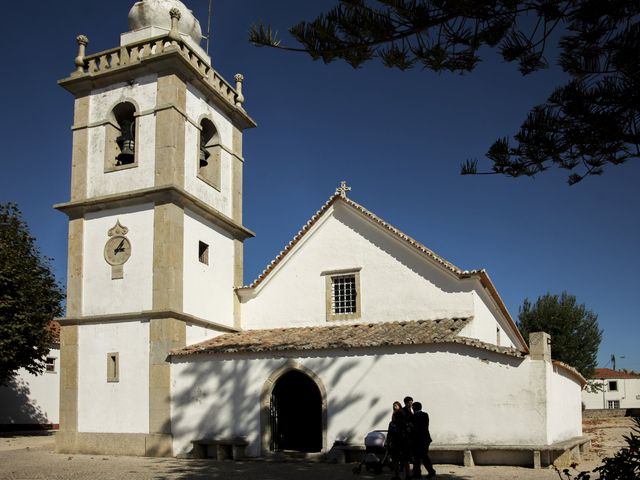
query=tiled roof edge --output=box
[552,360,587,386]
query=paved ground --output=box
[0,417,635,480]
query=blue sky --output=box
[1,1,638,372]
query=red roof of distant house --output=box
[49,320,60,344]
[592,368,640,379]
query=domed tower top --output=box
[122,0,209,62]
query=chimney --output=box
[529,332,551,362]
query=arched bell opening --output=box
[197,118,221,189]
[112,102,137,166]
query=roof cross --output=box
[336,181,351,198]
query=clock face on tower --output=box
[104,236,132,265]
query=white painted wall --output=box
[182,209,235,326]
[82,205,154,316]
[547,365,583,442]
[583,377,640,409]
[0,347,60,427]
[170,345,581,457]
[185,324,225,347]
[460,288,516,348]
[242,203,505,341]
[183,84,234,215]
[78,321,149,433]
[87,75,158,197]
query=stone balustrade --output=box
[73,34,240,108]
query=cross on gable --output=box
[336,181,351,198]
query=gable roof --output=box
[172,318,525,357]
[592,368,640,379]
[238,189,528,351]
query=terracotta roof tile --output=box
[592,368,640,379]
[171,318,525,357]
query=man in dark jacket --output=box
[411,402,436,479]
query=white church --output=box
[54,0,588,468]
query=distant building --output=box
[583,368,640,410]
[0,323,60,430]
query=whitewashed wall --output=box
[87,75,158,197]
[583,377,640,409]
[0,347,60,427]
[460,288,516,348]
[78,321,149,433]
[186,324,224,347]
[182,209,235,326]
[547,365,583,442]
[183,84,234,215]
[242,204,473,329]
[82,204,154,316]
[241,202,513,349]
[170,345,581,457]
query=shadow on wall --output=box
[0,376,49,430]
[165,353,383,459]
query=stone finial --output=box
[234,74,245,108]
[168,8,182,42]
[529,332,551,362]
[74,34,89,74]
[107,220,129,237]
[336,181,351,198]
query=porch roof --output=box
[171,318,525,358]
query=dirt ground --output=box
[0,416,636,480]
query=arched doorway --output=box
[269,370,322,452]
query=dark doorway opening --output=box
[270,370,322,452]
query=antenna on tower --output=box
[205,0,213,55]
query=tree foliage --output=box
[250,1,640,185]
[0,203,64,385]
[517,292,601,378]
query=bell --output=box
[199,144,210,168]
[116,139,135,165]
[116,119,135,165]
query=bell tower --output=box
[55,0,255,456]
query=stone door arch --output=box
[260,362,327,455]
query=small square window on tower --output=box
[107,352,119,383]
[609,381,618,391]
[323,268,361,321]
[198,241,209,265]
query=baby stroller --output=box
[352,430,393,474]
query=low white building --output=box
[0,324,60,431]
[583,368,640,410]
[53,0,587,468]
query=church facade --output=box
[54,0,586,466]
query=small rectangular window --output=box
[199,241,209,265]
[324,269,361,321]
[607,400,620,409]
[45,357,56,373]
[609,381,618,391]
[107,352,119,383]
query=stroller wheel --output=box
[352,465,362,474]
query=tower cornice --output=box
[54,184,255,240]
[59,34,256,130]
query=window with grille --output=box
[332,275,357,315]
[324,269,361,321]
[607,400,620,409]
